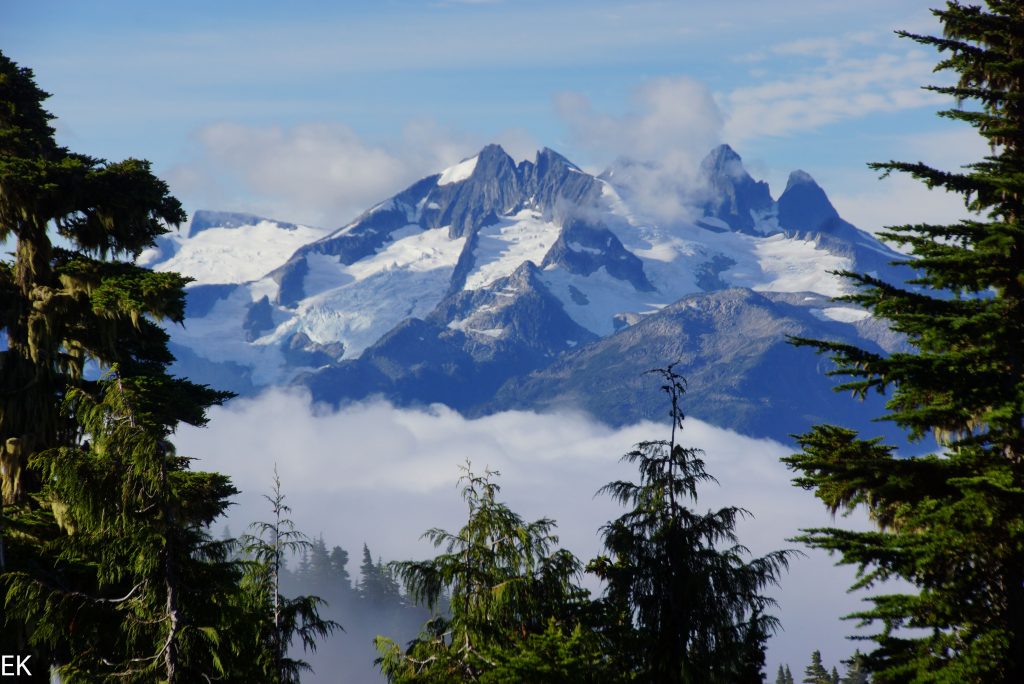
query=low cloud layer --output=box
[175,389,879,677]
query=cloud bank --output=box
[175,389,880,677]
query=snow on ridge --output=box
[811,307,871,324]
[746,233,852,298]
[289,225,467,359]
[152,221,325,285]
[537,220,856,337]
[438,156,479,186]
[464,210,559,291]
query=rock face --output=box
[778,170,841,235]
[187,210,299,237]
[541,218,654,292]
[699,144,774,233]
[153,143,912,443]
[302,261,599,410]
[484,288,906,442]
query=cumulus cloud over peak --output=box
[174,388,878,676]
[167,121,538,228]
[555,77,725,223]
[556,77,724,168]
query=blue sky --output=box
[2,1,982,230]
[2,0,985,231]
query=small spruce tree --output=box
[590,366,792,683]
[803,650,831,684]
[239,467,340,683]
[375,462,600,683]
[840,651,869,684]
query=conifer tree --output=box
[5,371,241,681]
[0,49,240,678]
[239,468,339,683]
[375,462,600,682]
[590,366,792,683]
[359,543,403,609]
[802,650,833,684]
[784,1,1024,680]
[329,544,352,591]
[841,651,870,684]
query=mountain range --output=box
[144,144,912,444]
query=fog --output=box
[175,389,877,680]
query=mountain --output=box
[139,210,326,286]
[151,144,911,442]
[484,288,903,440]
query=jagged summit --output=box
[698,144,773,233]
[778,169,841,235]
[783,169,816,191]
[699,143,745,178]
[150,141,907,440]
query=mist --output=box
[174,389,877,681]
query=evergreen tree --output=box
[803,650,832,684]
[477,619,609,684]
[239,468,340,683]
[359,542,403,609]
[590,366,792,683]
[6,372,242,681]
[375,462,602,682]
[841,651,870,684]
[329,543,352,591]
[783,1,1024,680]
[301,535,331,588]
[0,50,241,679]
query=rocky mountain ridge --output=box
[151,143,911,442]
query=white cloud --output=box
[167,121,539,228]
[556,76,723,174]
[720,18,955,148]
[555,77,724,222]
[175,389,883,678]
[723,49,945,144]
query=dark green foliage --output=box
[0,50,249,680]
[803,650,833,684]
[359,542,403,609]
[589,366,792,683]
[477,619,610,684]
[3,372,240,682]
[783,2,1024,681]
[237,469,340,683]
[841,651,870,684]
[777,664,795,684]
[375,462,603,683]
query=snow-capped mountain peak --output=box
[155,143,906,439]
